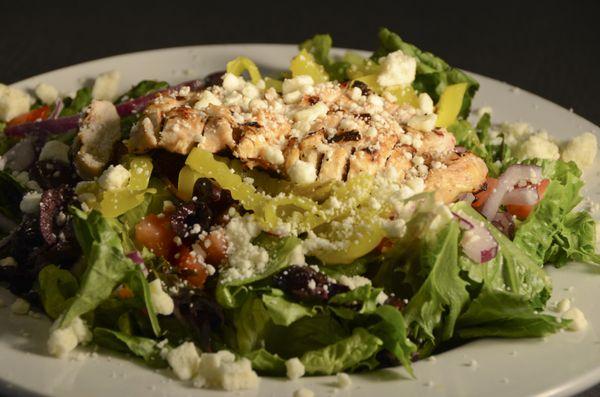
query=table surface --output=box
[0,1,599,396]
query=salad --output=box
[0,28,598,392]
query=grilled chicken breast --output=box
[127,75,487,203]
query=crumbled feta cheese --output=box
[0,84,33,121]
[554,298,571,313]
[35,83,59,105]
[47,316,92,358]
[287,160,317,184]
[11,297,30,315]
[561,132,597,169]
[221,73,245,92]
[408,114,437,132]
[285,357,305,380]
[293,388,315,397]
[194,91,222,110]
[167,342,201,380]
[377,50,417,87]
[562,307,588,331]
[376,291,389,306]
[261,146,285,165]
[338,275,371,290]
[149,279,175,316]
[19,191,42,214]
[98,164,130,191]
[282,75,314,95]
[39,140,70,163]
[516,132,560,161]
[193,350,259,391]
[418,93,434,114]
[220,215,269,283]
[293,102,328,123]
[337,372,352,389]
[0,257,17,267]
[92,70,121,101]
[382,218,407,238]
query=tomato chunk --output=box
[203,229,228,265]
[175,246,208,288]
[7,105,50,127]
[472,178,498,209]
[506,178,550,220]
[135,214,177,259]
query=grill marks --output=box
[327,130,362,143]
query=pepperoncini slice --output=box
[264,77,283,92]
[290,49,329,83]
[387,85,419,107]
[435,82,468,128]
[226,56,262,84]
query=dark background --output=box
[0,1,599,396]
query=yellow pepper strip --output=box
[346,59,381,80]
[264,77,283,92]
[435,82,468,128]
[354,74,381,92]
[226,56,262,84]
[290,49,329,83]
[95,156,155,218]
[177,166,201,201]
[312,207,386,264]
[387,85,419,107]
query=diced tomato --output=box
[506,178,550,220]
[175,246,208,288]
[135,214,177,259]
[7,105,50,127]
[203,229,228,265]
[116,285,134,300]
[472,178,498,209]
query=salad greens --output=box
[0,27,597,388]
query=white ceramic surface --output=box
[1,44,599,397]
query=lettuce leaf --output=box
[457,287,566,338]
[93,327,166,367]
[244,349,286,375]
[448,119,502,176]
[300,328,382,375]
[373,28,479,118]
[514,160,600,267]
[234,296,272,353]
[60,87,92,116]
[116,80,168,103]
[261,291,316,326]
[403,221,469,342]
[299,34,350,81]
[0,170,25,223]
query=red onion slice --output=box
[48,98,64,119]
[5,79,206,137]
[501,186,539,206]
[455,211,499,263]
[492,211,515,239]
[480,164,542,220]
[126,251,144,265]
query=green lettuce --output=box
[373,28,479,118]
[457,287,566,338]
[93,327,166,367]
[0,170,25,223]
[261,291,316,326]
[300,328,382,375]
[448,119,501,176]
[514,160,600,267]
[60,87,92,116]
[116,80,168,103]
[299,34,350,81]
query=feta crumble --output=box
[562,307,588,331]
[47,316,92,358]
[19,191,42,214]
[377,50,417,87]
[561,132,597,170]
[288,160,318,184]
[338,275,371,290]
[92,70,121,101]
[220,215,269,283]
[35,83,59,105]
[167,342,201,380]
[149,279,175,316]
[0,257,17,267]
[337,372,352,388]
[0,84,33,121]
[285,357,305,380]
[98,164,131,191]
[193,350,259,391]
[293,388,315,397]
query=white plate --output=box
[1,44,599,397]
